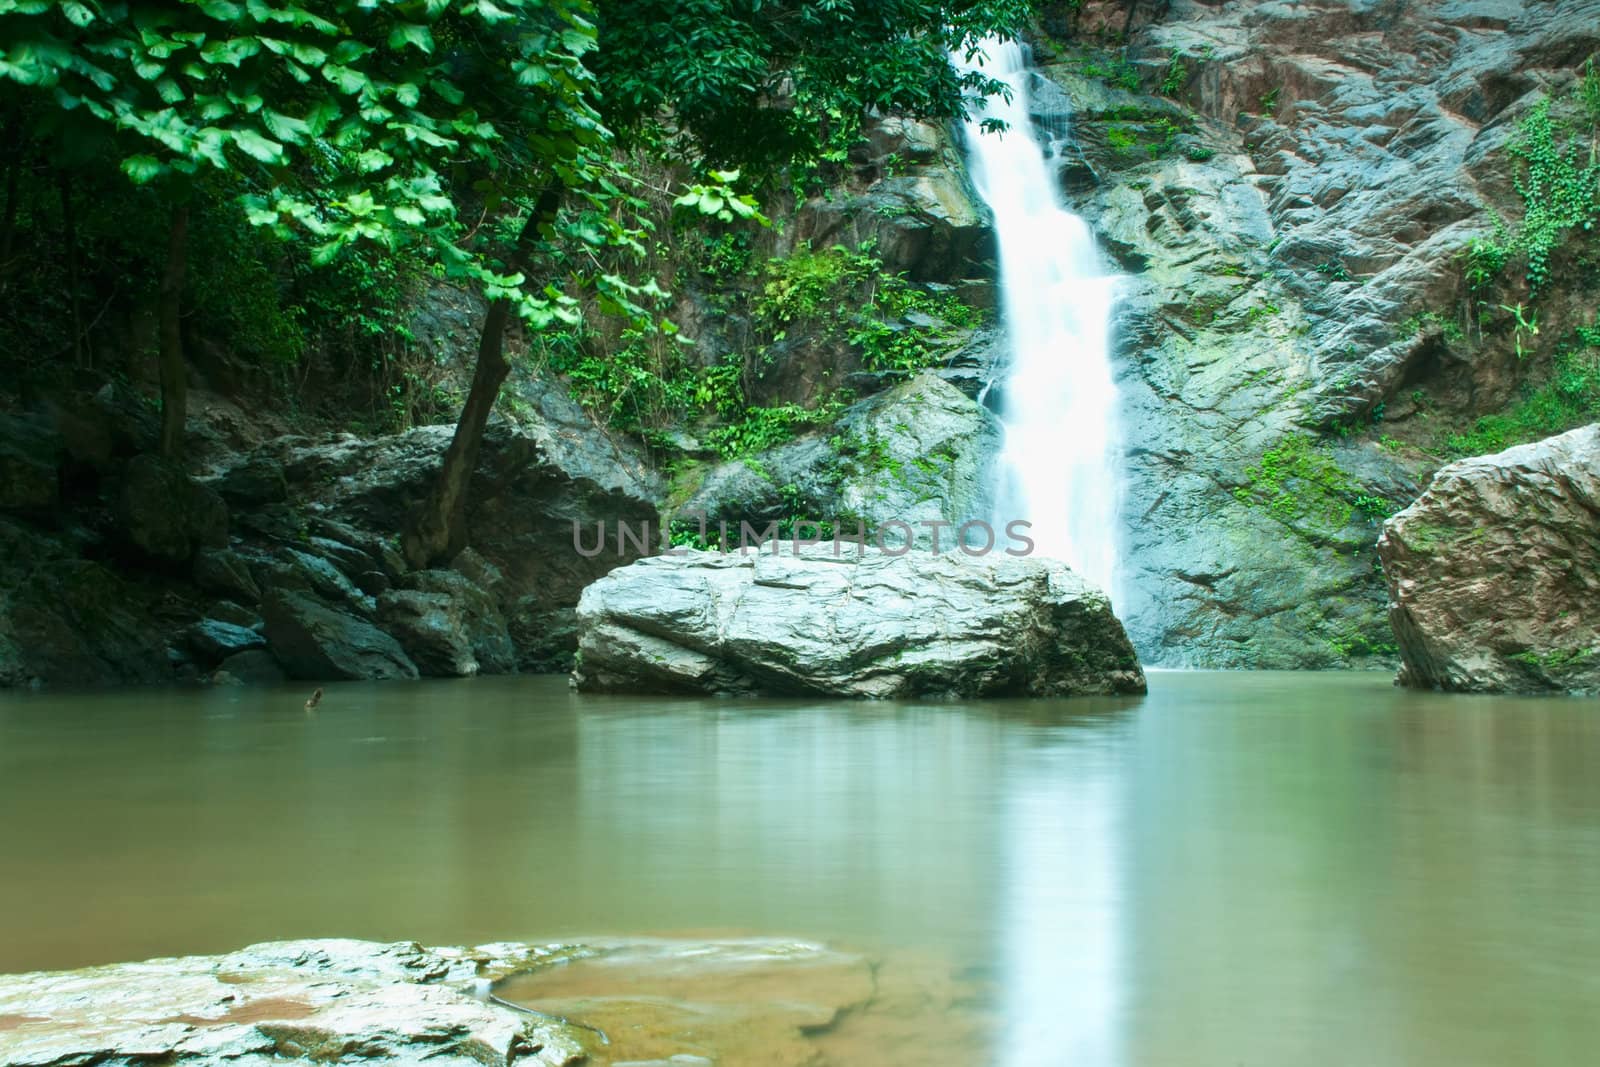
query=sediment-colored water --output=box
[3,673,1599,1064]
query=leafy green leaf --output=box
[388,24,434,54]
[231,127,284,162]
[120,154,165,183]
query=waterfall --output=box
[958,39,1124,604]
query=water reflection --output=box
[1000,724,1127,1066]
[3,674,1600,1066]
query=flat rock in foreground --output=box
[572,546,1147,698]
[0,939,588,1066]
[1377,424,1600,694]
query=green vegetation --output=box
[706,401,845,460]
[1232,434,1396,529]
[539,240,981,461]
[1512,646,1594,672]
[1508,98,1598,291]
[1243,302,1281,325]
[0,0,1029,566]
[1159,50,1189,97]
[1099,111,1190,161]
[1398,310,1465,343]
[1327,627,1399,659]
[1080,54,1140,92]
[1438,333,1600,458]
[1463,224,1512,291]
[1465,68,1600,294]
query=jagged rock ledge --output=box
[572,545,1148,698]
[1377,424,1600,695]
[0,939,591,1067]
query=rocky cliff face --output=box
[0,376,660,687]
[1024,0,1600,666]
[1378,423,1600,695]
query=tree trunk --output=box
[60,171,85,366]
[158,203,189,459]
[401,182,562,569]
[0,121,19,293]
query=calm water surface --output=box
[3,671,1599,1065]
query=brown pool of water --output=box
[3,671,1599,1065]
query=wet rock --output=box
[1377,424,1600,694]
[376,590,479,677]
[267,547,374,614]
[306,518,407,581]
[451,546,506,592]
[573,545,1147,698]
[794,116,992,283]
[207,600,264,630]
[0,938,588,1066]
[216,453,289,506]
[508,600,580,674]
[186,619,269,664]
[399,569,517,674]
[306,536,382,583]
[216,649,287,685]
[683,373,1001,548]
[43,383,158,473]
[0,414,61,515]
[261,588,418,682]
[117,455,229,564]
[0,559,169,686]
[495,939,880,1067]
[193,548,262,605]
[275,396,660,670]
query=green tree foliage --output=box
[1,0,1033,566]
[591,0,1028,173]
[0,0,618,322]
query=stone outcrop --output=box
[0,553,170,687]
[271,383,661,673]
[797,115,993,285]
[0,413,60,515]
[680,372,1001,548]
[117,455,229,565]
[0,939,589,1066]
[0,937,972,1067]
[261,588,419,682]
[572,545,1147,698]
[185,619,267,664]
[1377,425,1600,694]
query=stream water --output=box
[3,673,1599,1064]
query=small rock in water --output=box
[0,939,589,1066]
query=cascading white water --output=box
[958,39,1123,603]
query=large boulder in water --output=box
[377,589,479,678]
[261,588,418,681]
[1377,424,1600,695]
[571,545,1147,698]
